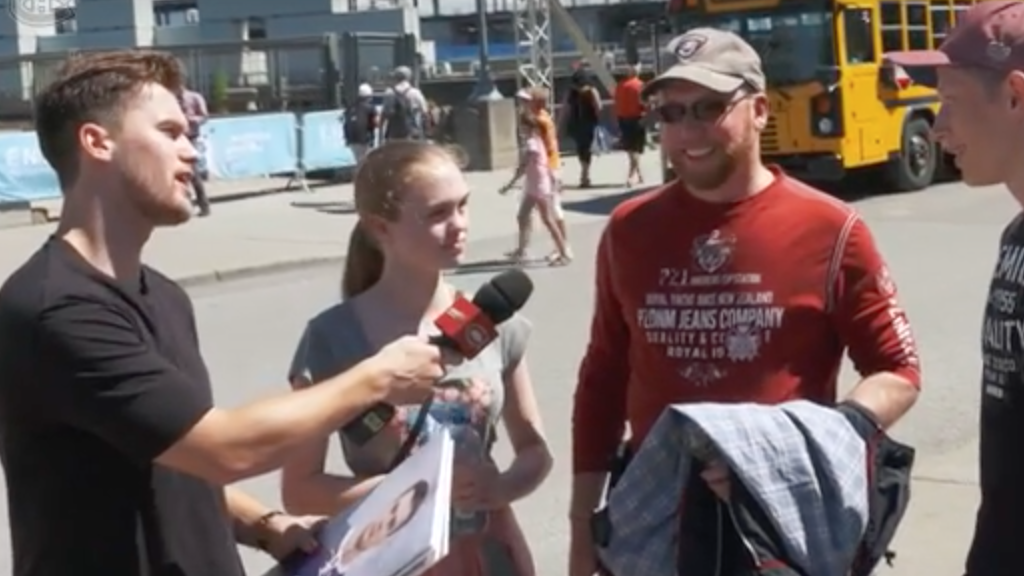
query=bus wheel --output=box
[885,117,937,192]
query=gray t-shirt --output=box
[288,299,531,477]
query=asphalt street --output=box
[0,177,1017,575]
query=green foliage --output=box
[210,70,230,113]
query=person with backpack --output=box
[562,67,603,188]
[382,66,427,142]
[342,83,379,164]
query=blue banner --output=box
[201,113,298,180]
[0,131,61,203]
[300,110,356,171]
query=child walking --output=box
[525,87,572,262]
[500,109,572,266]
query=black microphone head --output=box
[472,269,534,323]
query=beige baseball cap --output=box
[642,28,767,99]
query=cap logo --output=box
[988,24,1012,63]
[987,40,1012,62]
[675,35,708,61]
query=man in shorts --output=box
[614,64,647,187]
[887,3,1024,574]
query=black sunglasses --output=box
[654,97,735,124]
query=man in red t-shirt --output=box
[614,64,647,187]
[568,28,922,576]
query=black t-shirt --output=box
[969,213,1024,576]
[0,237,244,576]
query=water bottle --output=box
[450,424,489,536]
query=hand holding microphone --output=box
[373,336,446,406]
[344,269,535,446]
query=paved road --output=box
[0,166,1015,574]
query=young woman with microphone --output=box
[282,140,553,576]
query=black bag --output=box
[386,88,422,140]
[343,102,372,145]
[839,402,916,576]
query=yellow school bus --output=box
[662,0,991,190]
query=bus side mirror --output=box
[879,62,899,89]
[879,60,921,89]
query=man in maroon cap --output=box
[888,3,1024,575]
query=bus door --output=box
[837,3,888,166]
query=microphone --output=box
[430,269,534,358]
[342,270,534,447]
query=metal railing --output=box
[0,35,340,119]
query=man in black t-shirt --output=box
[0,51,445,576]
[888,3,1024,574]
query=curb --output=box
[175,255,346,289]
[34,179,344,223]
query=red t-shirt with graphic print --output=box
[571,168,921,473]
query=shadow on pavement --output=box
[804,166,960,202]
[561,187,649,216]
[810,172,898,201]
[290,200,356,215]
[561,182,625,192]
[450,257,557,276]
[557,173,938,217]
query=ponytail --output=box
[342,223,384,299]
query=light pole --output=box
[468,0,504,100]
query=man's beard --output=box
[672,135,754,193]
[121,165,192,227]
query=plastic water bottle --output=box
[450,425,489,536]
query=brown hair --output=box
[342,140,463,299]
[34,50,185,189]
[968,67,1008,99]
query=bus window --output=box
[907,1,931,49]
[953,0,972,25]
[880,1,903,52]
[843,8,876,64]
[672,6,834,87]
[931,0,952,48]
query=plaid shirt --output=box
[598,401,870,576]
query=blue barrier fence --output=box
[0,108,626,204]
[0,110,363,204]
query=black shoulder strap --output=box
[388,397,433,472]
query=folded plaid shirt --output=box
[598,400,870,576]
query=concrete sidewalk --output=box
[886,441,978,575]
[0,152,657,286]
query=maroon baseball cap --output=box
[887,1,1024,71]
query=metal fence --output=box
[0,35,341,120]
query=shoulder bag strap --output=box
[387,397,434,472]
